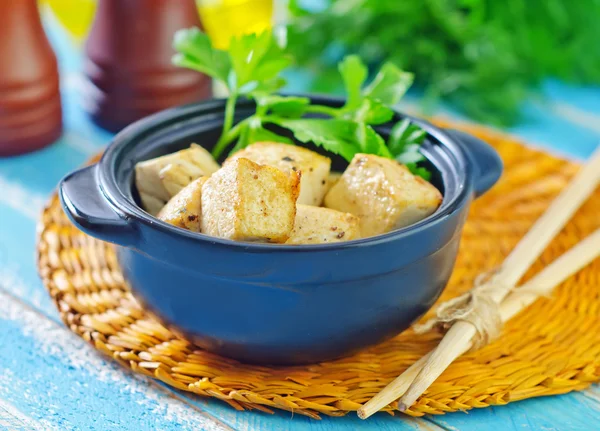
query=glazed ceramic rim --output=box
[98,96,473,252]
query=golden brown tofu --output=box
[324,154,442,237]
[157,177,207,232]
[323,171,343,195]
[135,144,220,214]
[201,158,301,242]
[138,192,165,216]
[226,142,331,206]
[286,204,361,245]
[159,160,206,198]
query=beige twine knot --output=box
[413,269,509,350]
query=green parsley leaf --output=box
[230,120,252,155]
[288,0,600,126]
[388,118,427,156]
[405,163,432,181]
[273,118,361,161]
[249,127,294,146]
[228,32,272,86]
[172,28,231,83]
[230,119,293,156]
[338,55,368,110]
[355,123,392,157]
[271,118,392,161]
[335,57,422,165]
[388,118,429,179]
[351,98,395,125]
[252,93,310,118]
[252,56,293,84]
[364,63,414,106]
[228,31,292,92]
[173,27,431,181]
[396,146,426,164]
[251,77,287,94]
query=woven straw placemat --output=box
[36,122,600,419]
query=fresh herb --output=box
[287,0,600,126]
[388,119,431,179]
[173,27,431,179]
[173,28,290,157]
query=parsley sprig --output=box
[286,0,600,127]
[173,27,430,179]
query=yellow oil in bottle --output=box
[39,0,272,49]
[197,0,273,49]
[38,0,97,42]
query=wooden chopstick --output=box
[498,228,600,323]
[358,228,600,418]
[396,229,600,412]
[358,146,600,419]
[490,146,600,291]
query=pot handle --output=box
[59,165,138,246]
[444,129,503,197]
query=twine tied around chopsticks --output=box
[413,269,507,350]
[413,267,559,351]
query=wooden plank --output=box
[429,390,600,431]
[508,101,599,160]
[0,122,442,430]
[543,80,600,117]
[0,135,594,429]
[0,204,58,316]
[0,399,61,431]
[190,399,446,431]
[0,13,596,431]
[397,95,600,161]
[0,289,232,431]
[0,128,590,431]
[0,135,100,197]
[0,268,440,431]
[579,385,600,408]
[548,103,600,135]
[0,197,437,430]
[1,109,597,431]
[0,194,442,430]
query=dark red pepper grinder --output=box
[83,0,212,133]
[0,0,62,156]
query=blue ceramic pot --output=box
[59,96,502,365]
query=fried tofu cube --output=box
[138,192,166,216]
[226,142,331,206]
[324,154,442,237]
[158,161,205,198]
[157,177,207,232]
[323,171,342,195]
[201,158,301,242]
[285,205,361,245]
[135,144,220,214]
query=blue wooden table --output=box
[1,14,599,431]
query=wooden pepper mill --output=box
[0,0,62,156]
[84,0,212,133]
